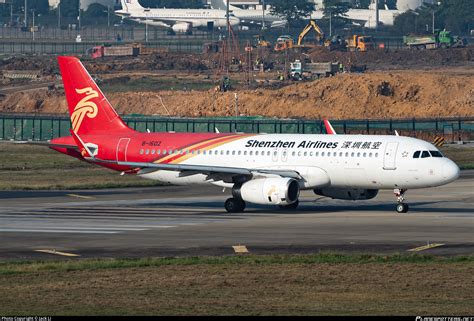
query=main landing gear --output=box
[394,188,409,213]
[279,199,299,210]
[224,197,246,213]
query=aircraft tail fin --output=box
[57,56,133,136]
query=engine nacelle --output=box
[234,178,300,206]
[172,22,192,33]
[314,188,378,200]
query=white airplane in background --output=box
[309,7,403,28]
[210,0,286,29]
[46,57,460,214]
[115,0,240,33]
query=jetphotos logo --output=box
[71,87,99,133]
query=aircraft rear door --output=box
[116,138,131,162]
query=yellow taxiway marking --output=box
[407,243,445,252]
[67,194,94,199]
[35,249,80,257]
[232,245,249,254]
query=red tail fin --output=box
[58,56,132,135]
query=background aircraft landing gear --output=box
[279,199,299,210]
[225,197,246,213]
[394,188,409,213]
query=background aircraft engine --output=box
[314,188,378,200]
[172,23,192,33]
[233,178,300,205]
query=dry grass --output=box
[0,255,472,315]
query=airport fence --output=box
[0,114,472,142]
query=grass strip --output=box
[1,253,473,275]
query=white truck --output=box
[290,60,340,80]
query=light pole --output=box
[32,9,35,41]
[432,1,441,34]
[24,0,27,27]
[58,2,60,29]
[261,0,265,30]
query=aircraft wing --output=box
[70,130,303,182]
[104,159,302,180]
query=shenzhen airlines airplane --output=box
[115,0,240,33]
[49,56,459,214]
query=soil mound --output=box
[1,71,473,120]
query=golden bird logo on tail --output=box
[71,87,99,132]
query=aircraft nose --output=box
[442,160,460,183]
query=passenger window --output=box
[244,151,247,156]
[322,152,325,156]
[339,152,343,157]
[351,152,354,157]
[315,152,319,157]
[357,152,360,157]
[151,150,155,155]
[226,151,230,155]
[140,149,144,155]
[146,149,149,155]
[232,151,236,155]
[169,150,173,155]
[238,151,242,155]
[375,153,379,157]
[197,150,201,155]
[298,151,301,156]
[267,151,271,156]
[363,152,366,157]
[421,151,430,158]
[310,151,313,157]
[157,150,161,155]
[256,151,259,156]
[413,151,421,158]
[304,152,307,157]
[429,150,443,158]
[220,150,224,155]
[249,151,253,156]
[292,151,296,156]
[345,152,349,157]
[369,152,372,157]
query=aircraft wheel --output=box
[279,199,299,210]
[396,203,409,214]
[225,198,246,213]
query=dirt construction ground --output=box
[0,48,473,119]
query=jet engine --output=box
[172,22,192,34]
[233,177,300,206]
[314,188,378,200]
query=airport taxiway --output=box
[0,171,473,260]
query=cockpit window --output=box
[413,151,421,158]
[421,151,430,158]
[429,150,443,157]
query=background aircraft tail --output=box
[120,0,144,12]
[57,56,133,136]
[210,0,239,11]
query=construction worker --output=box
[338,62,344,73]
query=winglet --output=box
[323,119,337,135]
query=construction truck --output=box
[289,60,339,80]
[404,30,467,49]
[274,35,295,51]
[346,35,375,52]
[87,44,167,58]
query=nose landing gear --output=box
[394,188,409,213]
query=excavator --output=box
[297,20,326,47]
[274,20,324,52]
